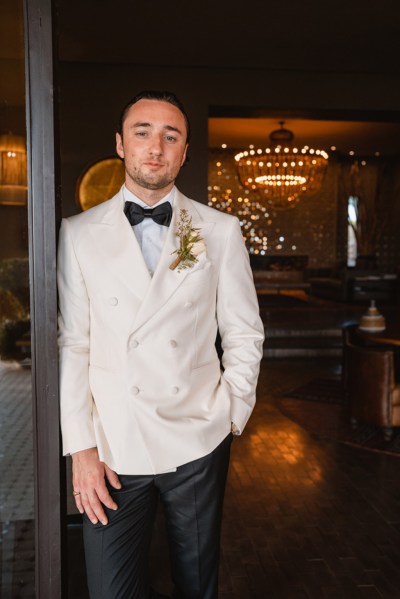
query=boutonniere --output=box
[169,209,206,272]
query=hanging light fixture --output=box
[0,134,28,206]
[234,122,329,209]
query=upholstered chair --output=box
[345,341,400,441]
[342,323,376,389]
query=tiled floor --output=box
[218,359,400,599]
[0,361,34,598]
[0,361,34,522]
[3,298,400,598]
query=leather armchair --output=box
[345,341,400,440]
[342,324,377,391]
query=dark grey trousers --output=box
[83,433,233,599]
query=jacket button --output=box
[130,339,139,348]
[184,302,193,309]
[131,386,140,395]
[171,386,179,394]
[108,297,118,306]
[169,340,178,348]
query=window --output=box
[347,195,358,267]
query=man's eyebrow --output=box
[131,122,183,136]
[164,125,183,136]
[132,121,151,128]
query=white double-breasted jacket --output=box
[57,188,264,474]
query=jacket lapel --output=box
[87,191,151,301]
[131,190,214,333]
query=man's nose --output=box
[149,135,163,155]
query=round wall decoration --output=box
[76,157,125,211]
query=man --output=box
[58,90,264,599]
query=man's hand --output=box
[72,447,121,525]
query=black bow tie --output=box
[124,201,173,227]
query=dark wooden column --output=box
[24,0,64,596]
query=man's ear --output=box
[181,144,188,166]
[116,132,124,159]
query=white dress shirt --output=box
[123,184,175,276]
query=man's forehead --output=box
[122,98,188,140]
[127,98,184,121]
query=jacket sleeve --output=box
[216,217,265,433]
[57,218,97,455]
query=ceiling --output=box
[2,1,400,156]
[208,118,400,157]
[57,0,400,75]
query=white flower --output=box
[191,240,207,257]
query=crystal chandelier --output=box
[234,122,329,209]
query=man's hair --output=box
[117,90,191,144]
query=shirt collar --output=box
[122,184,175,209]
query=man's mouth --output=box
[143,161,164,168]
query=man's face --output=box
[116,99,188,200]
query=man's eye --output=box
[165,135,177,142]
[135,131,148,137]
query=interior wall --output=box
[378,156,400,272]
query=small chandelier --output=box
[234,122,329,209]
[0,134,28,206]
